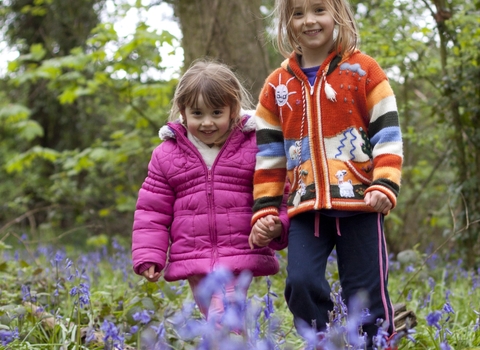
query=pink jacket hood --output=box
[132,115,289,281]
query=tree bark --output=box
[172,0,271,102]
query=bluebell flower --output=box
[132,309,153,325]
[405,265,415,273]
[442,301,454,315]
[426,253,439,269]
[52,250,65,265]
[151,322,165,338]
[21,284,31,301]
[263,293,274,320]
[223,305,244,331]
[85,327,96,344]
[101,319,124,349]
[169,301,197,335]
[473,310,480,332]
[295,318,318,349]
[65,258,73,269]
[373,319,390,349]
[345,293,368,348]
[247,299,263,342]
[179,318,214,341]
[426,311,442,330]
[69,283,91,308]
[428,277,436,290]
[196,268,234,309]
[440,341,452,350]
[0,328,19,346]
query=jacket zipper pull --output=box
[207,170,212,194]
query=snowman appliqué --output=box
[289,141,308,207]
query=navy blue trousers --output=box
[285,211,395,345]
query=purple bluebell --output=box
[101,319,124,349]
[85,327,96,344]
[373,319,390,349]
[473,310,480,332]
[440,341,452,350]
[426,311,442,330]
[442,301,454,315]
[21,284,31,301]
[222,305,244,331]
[295,318,318,349]
[195,268,234,310]
[345,293,368,348]
[428,277,435,290]
[69,283,90,309]
[151,322,166,338]
[132,310,153,325]
[405,265,415,273]
[0,328,19,346]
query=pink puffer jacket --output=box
[132,115,289,281]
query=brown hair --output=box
[273,0,359,59]
[168,58,254,125]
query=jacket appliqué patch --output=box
[340,63,366,76]
[335,170,355,198]
[269,74,297,118]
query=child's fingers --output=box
[263,215,277,231]
[145,273,159,282]
[248,233,255,249]
[142,266,161,282]
[249,230,272,249]
[257,218,269,231]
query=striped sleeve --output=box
[365,80,403,207]
[252,102,287,223]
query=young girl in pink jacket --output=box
[132,59,289,323]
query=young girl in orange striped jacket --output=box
[249,0,403,348]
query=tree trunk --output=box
[172,0,271,102]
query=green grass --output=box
[0,238,479,349]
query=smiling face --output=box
[290,0,335,66]
[182,94,233,146]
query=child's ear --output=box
[179,111,186,124]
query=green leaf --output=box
[0,104,31,123]
[15,120,44,141]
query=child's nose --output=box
[305,11,316,24]
[202,117,214,126]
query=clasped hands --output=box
[249,215,282,249]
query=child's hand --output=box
[364,190,392,214]
[142,265,161,283]
[249,215,282,249]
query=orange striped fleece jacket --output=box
[252,50,403,224]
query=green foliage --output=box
[0,240,479,349]
[0,0,479,273]
[0,1,180,240]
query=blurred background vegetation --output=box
[0,0,479,267]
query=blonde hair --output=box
[273,0,359,59]
[168,59,254,125]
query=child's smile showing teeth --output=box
[182,94,233,146]
[291,0,335,66]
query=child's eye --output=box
[292,9,303,17]
[213,110,224,116]
[315,7,325,14]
